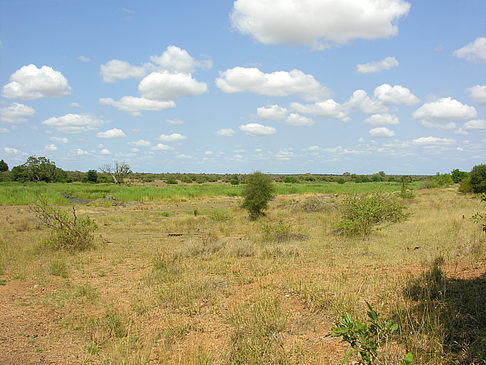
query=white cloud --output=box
[413,136,455,146]
[42,114,105,134]
[369,127,395,138]
[345,90,388,114]
[99,96,175,116]
[96,128,127,139]
[413,97,477,123]
[0,103,35,124]
[166,119,184,125]
[239,123,276,136]
[464,119,486,130]
[150,46,196,73]
[50,137,69,144]
[454,37,486,63]
[77,56,91,63]
[128,139,152,147]
[286,113,314,126]
[257,105,288,121]
[216,67,329,102]
[69,102,82,108]
[231,0,410,48]
[291,99,349,121]
[364,113,399,126]
[139,71,208,100]
[0,128,8,133]
[2,64,71,100]
[374,84,419,105]
[176,154,192,159]
[156,133,186,142]
[151,143,173,151]
[420,121,456,130]
[356,56,399,74]
[100,59,147,82]
[45,144,57,151]
[75,148,88,156]
[4,147,22,155]
[307,145,320,151]
[100,148,111,155]
[216,128,235,137]
[468,85,486,105]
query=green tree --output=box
[470,164,486,193]
[451,169,469,184]
[99,162,132,184]
[12,156,65,183]
[241,171,275,220]
[86,169,98,183]
[0,159,8,172]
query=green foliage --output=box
[337,192,406,236]
[86,169,98,183]
[421,173,454,189]
[11,156,66,183]
[469,164,486,193]
[165,177,178,184]
[451,169,469,184]
[472,193,486,232]
[33,198,97,251]
[241,171,275,220]
[328,302,402,365]
[0,159,8,172]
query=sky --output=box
[0,0,485,174]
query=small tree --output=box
[0,159,8,172]
[469,164,486,193]
[451,169,469,184]
[241,171,275,220]
[86,169,98,183]
[99,162,131,184]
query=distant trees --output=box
[11,156,67,183]
[451,169,469,184]
[99,162,132,184]
[0,159,8,172]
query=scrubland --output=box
[0,184,484,364]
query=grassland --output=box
[0,183,484,364]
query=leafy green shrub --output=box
[337,192,406,236]
[33,198,97,251]
[459,176,473,193]
[241,171,275,220]
[469,164,486,193]
[165,177,178,184]
[451,169,469,183]
[421,173,454,189]
[472,193,486,232]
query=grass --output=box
[0,186,484,364]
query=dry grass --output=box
[0,188,484,364]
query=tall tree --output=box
[99,162,131,184]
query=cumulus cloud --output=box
[156,133,186,142]
[0,128,8,133]
[356,57,399,74]
[345,90,388,114]
[75,148,89,156]
[151,143,173,151]
[3,147,23,155]
[100,148,111,155]
[45,144,57,151]
[0,103,35,124]
[286,113,314,126]
[454,37,486,63]
[374,84,419,105]
[413,136,455,146]
[128,139,152,147]
[42,114,105,134]
[139,72,208,100]
[291,99,349,121]
[216,67,329,101]
[364,113,399,126]
[96,128,127,139]
[216,128,235,137]
[50,137,69,144]
[231,0,410,48]
[77,56,91,63]
[2,64,71,100]
[100,59,147,82]
[413,97,477,124]
[464,119,486,130]
[240,123,276,136]
[369,127,395,138]
[99,96,175,116]
[257,105,288,121]
[468,85,486,104]
[149,45,213,73]
[166,119,184,125]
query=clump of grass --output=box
[336,192,407,236]
[48,259,69,278]
[285,279,330,313]
[295,194,337,213]
[32,198,97,251]
[228,294,288,364]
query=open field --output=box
[0,185,485,364]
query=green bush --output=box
[241,171,275,220]
[469,164,486,193]
[33,198,97,251]
[337,192,406,236]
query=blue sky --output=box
[0,0,485,174]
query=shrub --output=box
[241,171,275,220]
[337,192,406,236]
[451,169,469,183]
[469,164,486,193]
[33,198,97,251]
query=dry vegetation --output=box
[0,187,485,364]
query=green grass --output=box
[0,181,419,206]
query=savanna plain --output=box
[0,181,485,364]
